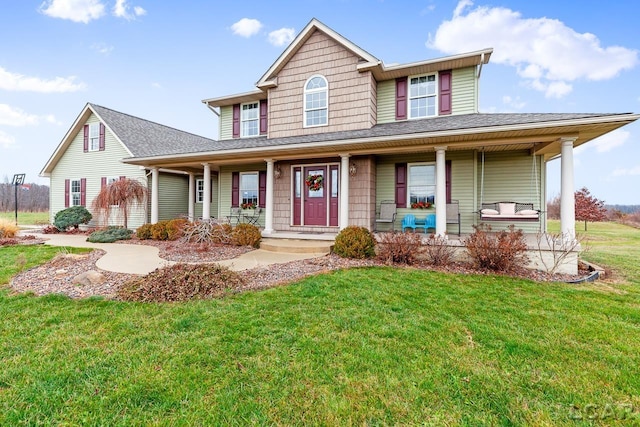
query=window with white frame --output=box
[241,102,259,137]
[409,74,437,119]
[88,123,100,151]
[107,176,119,186]
[240,172,258,207]
[70,179,81,206]
[407,163,436,206]
[304,75,328,127]
[196,179,204,203]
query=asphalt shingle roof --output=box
[91,104,628,160]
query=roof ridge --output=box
[89,103,216,142]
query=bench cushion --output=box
[517,209,538,216]
[499,203,516,215]
[481,208,499,215]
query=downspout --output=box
[477,52,485,79]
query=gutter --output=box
[122,113,640,164]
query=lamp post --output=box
[12,174,25,226]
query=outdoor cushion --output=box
[481,208,499,215]
[517,209,538,216]
[498,203,516,215]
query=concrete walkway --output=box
[23,232,323,274]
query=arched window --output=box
[304,75,328,127]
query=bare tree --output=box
[0,183,49,212]
[92,178,147,229]
[546,194,561,220]
[575,187,607,231]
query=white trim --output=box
[303,75,329,128]
[239,171,260,207]
[69,178,81,207]
[290,161,340,227]
[88,123,100,151]
[240,101,260,138]
[195,178,205,203]
[407,162,436,208]
[408,72,438,120]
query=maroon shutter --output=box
[395,78,407,120]
[83,125,89,152]
[64,179,70,208]
[258,171,267,208]
[446,160,452,203]
[231,172,239,207]
[80,178,87,206]
[99,123,106,150]
[395,163,407,208]
[439,70,452,115]
[259,100,268,135]
[232,104,240,138]
[119,175,126,180]
[101,177,107,189]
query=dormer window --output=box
[241,102,259,137]
[304,75,328,127]
[409,74,437,119]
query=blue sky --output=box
[1,0,638,204]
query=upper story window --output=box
[241,102,259,137]
[88,123,100,151]
[409,74,437,119]
[304,75,328,127]
[408,163,435,206]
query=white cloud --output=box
[612,165,640,177]
[0,66,86,93]
[151,82,162,89]
[0,104,61,127]
[268,28,295,47]
[592,129,630,153]
[113,0,145,20]
[0,130,16,149]
[502,95,525,110]
[427,1,638,98]
[39,0,105,23]
[91,42,113,55]
[231,18,262,38]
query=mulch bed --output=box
[8,237,594,300]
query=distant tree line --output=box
[0,182,49,212]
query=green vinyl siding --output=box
[376,79,395,124]
[477,150,545,233]
[194,174,219,219]
[219,164,266,228]
[49,113,147,229]
[157,172,189,221]
[451,67,477,115]
[375,151,476,234]
[219,106,233,140]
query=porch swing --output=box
[477,147,541,222]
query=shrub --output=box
[166,218,189,241]
[232,223,262,248]
[150,220,170,241]
[333,226,376,259]
[464,224,528,272]
[377,231,425,265]
[424,235,456,266]
[117,263,246,302]
[87,226,133,243]
[0,218,19,238]
[53,206,92,231]
[0,238,19,246]
[183,220,233,244]
[136,223,153,240]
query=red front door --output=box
[303,166,327,226]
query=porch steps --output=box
[260,238,333,255]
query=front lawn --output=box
[0,211,49,225]
[1,234,639,424]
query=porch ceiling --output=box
[123,114,637,171]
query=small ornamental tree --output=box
[92,178,148,229]
[575,187,607,231]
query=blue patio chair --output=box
[423,214,436,233]
[401,214,417,232]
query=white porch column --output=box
[188,173,195,221]
[435,146,447,237]
[560,137,577,241]
[150,167,159,224]
[202,163,211,220]
[340,154,350,230]
[264,159,275,235]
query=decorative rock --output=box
[73,270,106,286]
[55,269,68,276]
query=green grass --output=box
[0,211,49,225]
[0,245,90,285]
[1,224,639,425]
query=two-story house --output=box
[43,19,638,273]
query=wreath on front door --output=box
[305,174,323,191]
